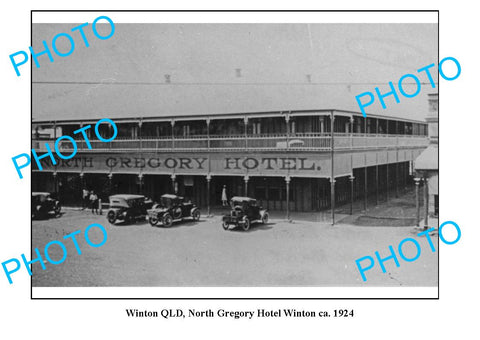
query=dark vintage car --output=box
[32,192,61,219]
[106,194,148,224]
[222,196,269,231]
[147,194,200,227]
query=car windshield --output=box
[232,200,256,208]
[160,197,173,208]
[128,198,145,208]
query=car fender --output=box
[260,209,268,217]
[190,207,199,216]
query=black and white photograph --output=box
[30,13,439,293]
[3,3,480,339]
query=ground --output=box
[31,190,438,287]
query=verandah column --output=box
[363,118,368,211]
[244,175,249,196]
[395,120,399,198]
[330,111,335,225]
[285,175,291,221]
[349,175,355,215]
[375,119,379,206]
[414,177,421,227]
[349,116,354,215]
[375,163,379,206]
[386,162,389,202]
[395,163,399,198]
[206,174,211,217]
[171,174,177,194]
[423,177,429,227]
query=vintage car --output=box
[147,194,200,227]
[222,196,269,231]
[32,192,61,219]
[106,194,148,224]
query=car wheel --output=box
[149,216,159,226]
[192,209,201,221]
[54,204,61,216]
[107,211,116,224]
[261,213,269,224]
[242,217,251,231]
[222,221,229,230]
[162,214,173,228]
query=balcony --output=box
[33,133,428,153]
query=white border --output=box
[33,286,438,299]
[32,11,438,24]
[30,10,438,300]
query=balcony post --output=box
[349,175,355,215]
[285,175,291,221]
[138,119,143,150]
[285,112,290,151]
[171,119,175,151]
[244,116,248,150]
[414,177,421,227]
[206,118,210,151]
[206,174,211,217]
[350,116,354,148]
[79,122,85,150]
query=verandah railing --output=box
[35,133,429,152]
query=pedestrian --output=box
[90,191,98,214]
[82,188,89,210]
[221,185,228,206]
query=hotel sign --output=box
[33,152,354,178]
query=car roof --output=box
[231,196,256,202]
[32,192,50,196]
[109,194,145,200]
[161,194,182,199]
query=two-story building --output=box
[32,109,428,220]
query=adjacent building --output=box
[414,93,439,227]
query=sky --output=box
[32,23,438,122]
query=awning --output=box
[414,144,438,171]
